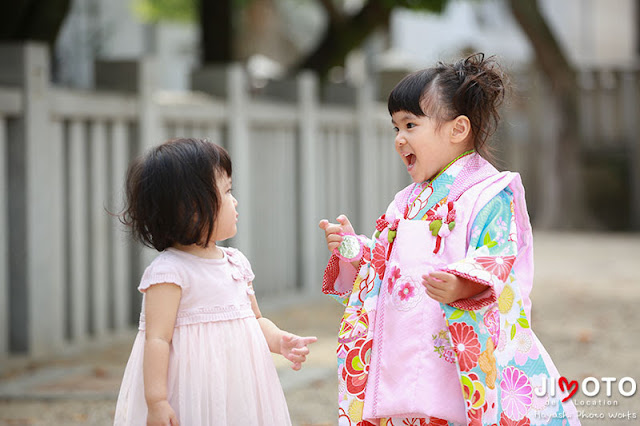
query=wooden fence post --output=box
[226,65,252,259]
[0,43,64,356]
[356,79,377,230]
[298,72,320,294]
[621,69,640,230]
[0,98,8,359]
[137,59,161,280]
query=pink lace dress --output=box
[114,247,291,425]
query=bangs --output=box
[215,143,232,179]
[387,69,437,116]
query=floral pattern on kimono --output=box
[323,152,579,426]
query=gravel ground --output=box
[1,232,639,426]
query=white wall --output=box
[387,0,638,70]
[54,0,198,90]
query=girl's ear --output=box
[450,115,472,144]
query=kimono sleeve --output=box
[321,234,373,305]
[444,188,517,310]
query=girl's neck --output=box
[173,243,224,259]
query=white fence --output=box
[0,43,404,361]
[0,43,638,362]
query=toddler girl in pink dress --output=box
[114,138,316,425]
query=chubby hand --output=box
[422,271,488,304]
[318,215,355,252]
[280,334,317,371]
[147,400,179,426]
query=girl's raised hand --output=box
[280,334,318,371]
[318,215,356,252]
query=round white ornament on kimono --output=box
[334,234,363,262]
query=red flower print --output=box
[342,338,373,400]
[401,419,427,426]
[476,256,516,281]
[468,407,485,426]
[362,245,371,263]
[449,322,481,371]
[427,417,449,426]
[397,281,415,301]
[371,242,387,279]
[499,412,531,426]
[387,265,401,294]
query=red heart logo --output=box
[559,376,578,402]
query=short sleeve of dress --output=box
[138,255,185,293]
[226,248,256,283]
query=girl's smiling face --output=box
[212,173,238,241]
[392,110,470,183]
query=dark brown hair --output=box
[388,53,508,159]
[120,138,232,251]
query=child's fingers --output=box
[291,361,302,371]
[289,351,307,363]
[324,223,344,236]
[300,336,318,346]
[318,219,329,230]
[291,347,309,356]
[428,271,454,281]
[425,286,445,302]
[422,275,447,290]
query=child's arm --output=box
[143,283,182,426]
[422,272,488,304]
[249,287,317,370]
[422,190,516,308]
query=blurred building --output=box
[53,0,638,90]
[385,0,638,71]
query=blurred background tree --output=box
[131,0,449,77]
[0,0,71,47]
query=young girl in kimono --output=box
[319,54,579,426]
[114,138,316,425]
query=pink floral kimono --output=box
[322,152,579,426]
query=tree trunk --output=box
[0,0,71,46]
[293,0,392,77]
[508,0,587,229]
[200,0,233,64]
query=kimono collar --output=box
[405,150,476,220]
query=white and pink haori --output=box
[322,152,580,426]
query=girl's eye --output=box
[406,123,416,129]
[392,126,399,133]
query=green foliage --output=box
[132,0,448,23]
[382,0,448,13]
[133,0,197,22]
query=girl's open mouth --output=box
[404,153,416,170]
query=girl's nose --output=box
[395,134,406,148]
[233,196,238,207]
